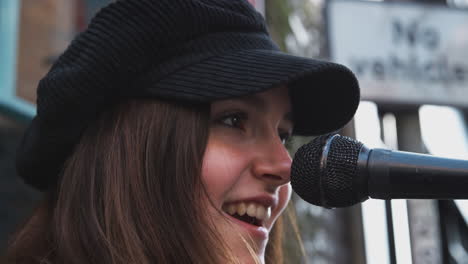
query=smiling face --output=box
[201,86,293,263]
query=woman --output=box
[6,0,360,263]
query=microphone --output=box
[291,134,468,208]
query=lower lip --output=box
[223,212,269,240]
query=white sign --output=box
[327,0,468,108]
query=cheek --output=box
[201,140,248,204]
[271,183,292,222]
[279,183,292,209]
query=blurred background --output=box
[1,0,468,263]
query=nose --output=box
[251,137,292,186]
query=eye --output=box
[279,132,292,145]
[217,112,248,130]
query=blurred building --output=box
[1,0,467,263]
[0,0,111,252]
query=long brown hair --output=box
[5,99,287,263]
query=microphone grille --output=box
[290,135,331,205]
[291,134,364,208]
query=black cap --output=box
[16,0,360,191]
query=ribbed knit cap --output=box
[17,0,360,191]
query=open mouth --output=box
[222,202,271,227]
[230,212,262,226]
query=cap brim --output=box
[150,49,360,135]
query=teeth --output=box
[256,206,266,221]
[238,203,247,216]
[246,203,256,217]
[227,204,236,215]
[223,202,271,222]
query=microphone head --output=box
[291,134,367,208]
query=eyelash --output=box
[217,111,248,129]
[279,132,291,145]
[216,111,292,146]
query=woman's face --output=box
[202,85,293,263]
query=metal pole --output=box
[383,0,446,261]
[394,110,444,264]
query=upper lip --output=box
[224,195,278,210]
